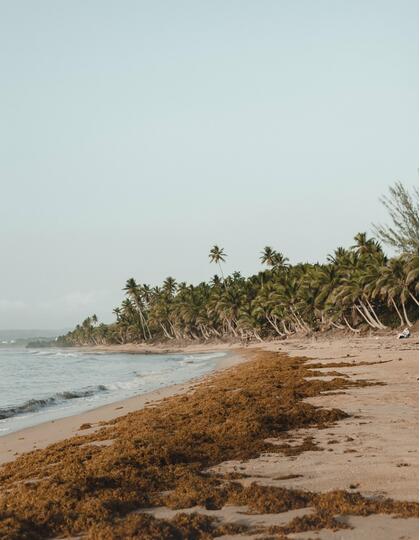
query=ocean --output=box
[0,347,225,435]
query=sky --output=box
[0,0,418,329]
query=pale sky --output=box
[0,0,418,329]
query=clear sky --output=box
[0,0,418,329]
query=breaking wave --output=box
[0,385,107,420]
[0,349,226,432]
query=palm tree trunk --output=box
[218,262,225,283]
[282,321,291,335]
[225,317,238,337]
[343,316,360,333]
[292,306,311,332]
[143,312,152,340]
[365,299,387,329]
[355,304,378,328]
[390,298,404,327]
[401,300,413,327]
[358,301,379,328]
[135,307,147,341]
[408,292,419,306]
[160,323,173,340]
[289,308,304,330]
[168,321,179,339]
[330,320,345,330]
[266,315,285,336]
[359,300,383,329]
[198,324,209,340]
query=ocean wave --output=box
[183,352,226,361]
[0,350,225,430]
[31,350,80,358]
[178,352,226,365]
[105,380,142,391]
[105,372,169,390]
[0,385,107,420]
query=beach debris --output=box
[0,351,417,539]
[397,328,411,339]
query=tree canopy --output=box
[61,183,419,346]
[373,181,419,254]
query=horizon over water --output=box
[0,347,225,435]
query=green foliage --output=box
[373,181,419,254]
[62,234,419,346]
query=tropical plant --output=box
[209,245,227,281]
[61,184,419,346]
[373,181,419,254]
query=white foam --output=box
[0,348,225,435]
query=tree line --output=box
[60,182,418,346]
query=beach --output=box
[0,349,243,465]
[0,333,418,539]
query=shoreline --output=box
[79,340,243,355]
[0,334,417,539]
[0,334,418,540]
[0,349,246,465]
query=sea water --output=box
[0,348,225,435]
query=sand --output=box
[0,333,418,539]
[219,333,419,539]
[234,334,419,502]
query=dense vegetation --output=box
[61,183,418,346]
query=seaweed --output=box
[0,351,417,539]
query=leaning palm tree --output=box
[123,278,151,340]
[375,257,415,327]
[209,245,227,281]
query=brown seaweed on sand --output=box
[0,351,417,539]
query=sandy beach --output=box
[2,0,418,537]
[217,333,419,539]
[0,333,418,539]
[132,333,419,539]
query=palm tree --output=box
[163,276,177,297]
[402,252,419,305]
[209,245,227,281]
[352,232,382,256]
[62,191,418,345]
[123,278,151,340]
[375,257,415,327]
[260,246,277,267]
[260,247,289,271]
